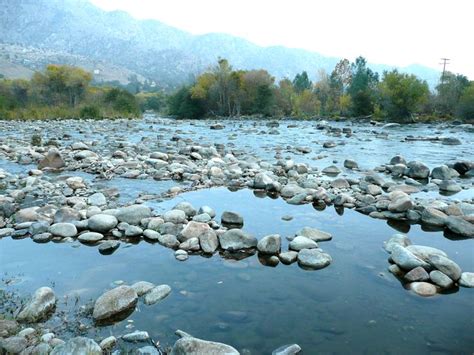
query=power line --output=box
[439,58,450,82]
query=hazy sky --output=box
[90,0,473,78]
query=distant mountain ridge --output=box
[0,0,441,88]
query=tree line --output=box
[1,59,473,122]
[168,57,474,122]
[0,65,142,119]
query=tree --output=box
[292,71,312,93]
[313,69,332,115]
[293,89,320,117]
[378,70,429,121]
[456,82,474,120]
[168,86,206,119]
[435,72,469,116]
[104,88,140,115]
[240,70,275,115]
[32,65,92,107]
[275,79,295,116]
[347,56,379,117]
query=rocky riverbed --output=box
[0,115,473,354]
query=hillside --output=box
[0,0,441,88]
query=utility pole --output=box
[439,58,450,83]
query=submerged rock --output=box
[50,337,101,355]
[144,285,171,305]
[272,343,302,355]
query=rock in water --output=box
[257,234,281,254]
[297,249,332,270]
[87,214,118,233]
[221,211,244,227]
[170,332,239,355]
[116,205,152,225]
[296,227,332,242]
[38,148,65,170]
[17,287,56,322]
[50,337,101,355]
[409,282,437,297]
[272,343,302,355]
[219,229,257,250]
[144,285,171,305]
[92,286,138,322]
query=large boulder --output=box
[50,337,102,355]
[445,216,474,237]
[219,229,257,250]
[390,244,430,271]
[421,207,448,226]
[88,214,118,233]
[92,286,138,322]
[179,221,211,241]
[17,287,56,322]
[116,205,152,225]
[38,148,65,170]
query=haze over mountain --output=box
[0,0,441,89]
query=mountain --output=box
[0,0,441,88]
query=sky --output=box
[90,0,473,78]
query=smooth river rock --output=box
[88,214,118,232]
[219,229,257,250]
[50,337,101,355]
[297,248,332,270]
[17,287,56,322]
[92,286,138,322]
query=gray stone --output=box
[253,172,274,189]
[297,248,332,269]
[0,336,27,354]
[289,236,318,251]
[429,270,454,288]
[78,232,104,243]
[409,282,437,297]
[173,202,197,217]
[125,225,143,237]
[438,180,461,192]
[390,244,430,271]
[88,192,107,206]
[388,195,413,212]
[99,336,117,350]
[278,251,299,264]
[164,209,187,224]
[405,245,447,261]
[170,333,239,355]
[390,155,407,165]
[131,281,155,296]
[257,234,281,255]
[431,165,455,180]
[158,222,183,236]
[98,240,120,253]
[143,229,161,241]
[17,287,56,322]
[322,165,341,175]
[384,234,411,253]
[343,159,358,169]
[38,148,65,170]
[54,207,81,223]
[88,214,118,233]
[0,227,14,238]
[179,237,200,251]
[92,286,138,321]
[406,161,430,179]
[116,205,152,225]
[179,221,211,241]
[280,184,305,198]
[159,234,180,248]
[459,272,474,287]
[198,206,216,218]
[0,319,19,338]
[219,229,257,250]
[404,266,429,282]
[50,337,101,355]
[296,227,332,242]
[272,344,302,355]
[221,211,244,226]
[428,254,462,281]
[421,207,448,226]
[122,330,149,342]
[199,230,219,253]
[175,249,189,261]
[445,216,474,237]
[144,285,171,305]
[136,346,160,354]
[49,223,77,238]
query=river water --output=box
[0,117,473,354]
